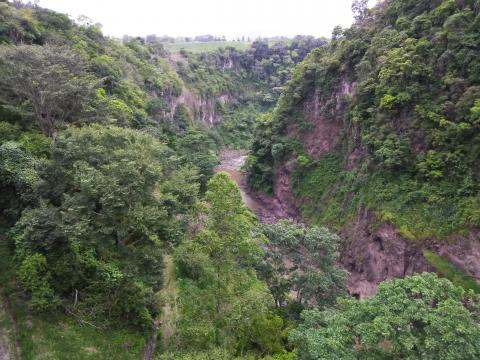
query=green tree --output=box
[17,253,60,311]
[352,0,370,22]
[259,220,346,309]
[174,129,218,190]
[0,44,96,136]
[12,125,199,328]
[0,2,42,44]
[290,273,480,360]
[0,141,39,224]
[174,173,278,354]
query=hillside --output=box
[247,0,480,296]
[1,0,480,359]
[0,1,326,358]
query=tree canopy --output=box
[290,273,480,360]
[259,220,346,309]
[173,173,285,355]
[0,44,97,136]
[1,0,479,359]
[11,125,198,328]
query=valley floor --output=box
[215,149,298,223]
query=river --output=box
[214,149,262,214]
[214,149,298,224]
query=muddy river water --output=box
[215,149,298,224]
[214,149,262,214]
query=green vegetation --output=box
[163,41,252,53]
[248,0,480,240]
[173,173,284,356]
[0,235,19,360]
[173,36,327,147]
[15,316,146,360]
[295,161,478,238]
[11,125,199,328]
[1,229,147,360]
[214,104,265,148]
[1,0,480,359]
[290,273,480,359]
[258,220,346,310]
[161,38,296,54]
[158,348,297,360]
[0,3,328,357]
[0,44,97,136]
[0,2,217,356]
[291,154,346,226]
[423,250,480,293]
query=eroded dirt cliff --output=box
[340,209,433,297]
[167,87,233,126]
[262,77,480,297]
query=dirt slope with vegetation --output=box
[247,0,480,296]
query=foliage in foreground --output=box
[290,273,480,360]
[173,173,288,357]
[258,220,346,309]
[11,125,198,329]
[2,2,480,360]
[157,348,297,360]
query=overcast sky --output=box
[37,0,376,39]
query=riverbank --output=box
[215,149,299,224]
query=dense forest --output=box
[247,0,480,295]
[0,0,480,359]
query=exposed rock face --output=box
[274,77,438,297]
[272,161,299,218]
[340,211,480,298]
[273,77,432,297]
[253,160,300,224]
[165,52,236,127]
[289,79,354,160]
[264,176,480,298]
[302,92,343,159]
[167,87,233,127]
[340,209,433,297]
[265,79,357,222]
[264,75,480,297]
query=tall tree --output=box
[174,173,277,353]
[0,44,96,136]
[351,0,369,22]
[259,220,346,308]
[12,125,199,328]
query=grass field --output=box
[162,41,252,53]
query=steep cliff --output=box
[162,39,328,147]
[166,86,233,127]
[247,0,480,296]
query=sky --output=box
[37,0,376,40]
